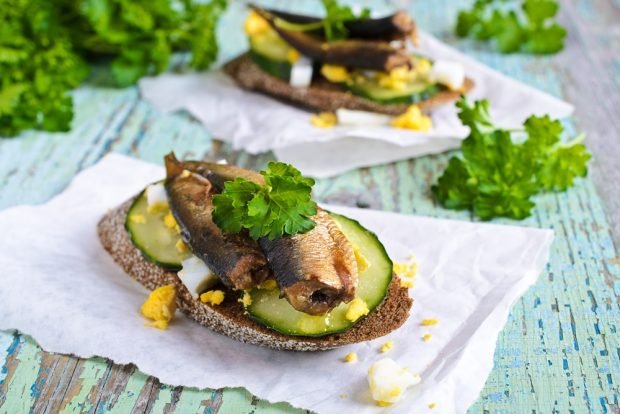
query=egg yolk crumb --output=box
[287,48,300,63]
[353,245,369,272]
[391,105,432,131]
[310,112,337,128]
[239,291,253,307]
[130,214,146,224]
[321,64,350,83]
[244,11,271,36]
[380,341,394,353]
[394,255,418,288]
[422,333,432,342]
[200,290,225,305]
[147,201,169,215]
[429,402,437,409]
[175,239,188,253]
[258,279,277,290]
[345,298,369,322]
[421,318,439,326]
[163,211,177,229]
[340,392,348,399]
[344,352,358,363]
[140,284,176,329]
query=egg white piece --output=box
[178,256,219,298]
[336,108,391,127]
[145,183,168,208]
[289,57,313,88]
[367,358,421,405]
[429,60,465,91]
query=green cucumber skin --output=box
[125,189,183,271]
[249,48,291,81]
[346,83,443,105]
[246,212,394,338]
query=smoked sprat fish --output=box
[164,154,271,290]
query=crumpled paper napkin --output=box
[0,154,553,413]
[139,31,573,177]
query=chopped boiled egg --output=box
[380,340,394,353]
[421,318,439,326]
[287,48,300,63]
[310,112,337,128]
[429,60,465,91]
[200,290,225,305]
[258,279,278,290]
[130,214,147,224]
[175,239,188,253]
[289,56,313,88]
[163,211,177,229]
[244,11,270,36]
[177,256,219,298]
[335,108,391,127]
[367,358,421,406]
[345,298,369,322]
[376,66,417,91]
[391,105,433,131]
[344,352,358,363]
[429,402,437,409]
[353,245,370,273]
[145,183,168,213]
[239,291,253,307]
[321,64,350,83]
[422,333,432,342]
[140,284,176,329]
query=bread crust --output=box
[223,53,474,116]
[98,199,413,351]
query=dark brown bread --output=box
[98,199,413,351]
[223,53,474,116]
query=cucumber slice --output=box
[248,32,293,81]
[347,80,441,105]
[249,49,291,81]
[246,213,393,337]
[125,189,190,270]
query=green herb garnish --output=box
[212,162,318,240]
[321,0,370,41]
[456,0,566,54]
[432,97,590,220]
[0,0,227,137]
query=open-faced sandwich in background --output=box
[98,154,412,351]
[224,2,474,127]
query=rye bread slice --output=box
[223,53,474,116]
[98,199,413,351]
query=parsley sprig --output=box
[456,0,567,54]
[432,97,590,220]
[0,0,227,137]
[321,0,370,41]
[212,162,318,240]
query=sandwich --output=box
[98,154,412,351]
[224,3,474,121]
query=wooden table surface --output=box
[1,0,619,413]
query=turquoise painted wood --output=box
[1,0,619,413]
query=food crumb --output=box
[175,239,188,253]
[380,340,394,353]
[344,352,358,363]
[200,290,225,305]
[345,298,369,322]
[310,112,337,128]
[140,284,176,329]
[394,255,418,288]
[340,392,348,399]
[163,211,177,229]
[428,402,437,409]
[258,279,277,290]
[238,291,252,307]
[130,214,146,224]
[391,105,433,131]
[421,319,439,326]
[422,333,432,342]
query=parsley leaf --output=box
[321,0,370,41]
[455,0,566,55]
[212,162,318,240]
[1,0,227,137]
[432,97,590,220]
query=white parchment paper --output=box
[0,154,553,413]
[139,31,574,177]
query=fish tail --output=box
[164,152,184,179]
